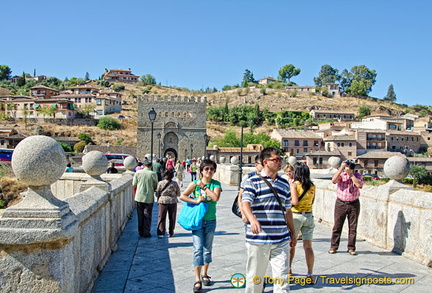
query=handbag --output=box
[177,202,208,231]
[231,192,242,218]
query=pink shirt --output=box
[336,172,364,202]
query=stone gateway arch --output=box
[136,95,207,161]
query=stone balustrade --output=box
[0,136,137,293]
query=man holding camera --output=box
[328,160,364,255]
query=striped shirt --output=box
[242,170,291,244]
[336,172,364,202]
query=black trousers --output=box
[330,198,360,250]
[157,203,178,236]
[136,202,153,237]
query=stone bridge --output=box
[0,136,431,292]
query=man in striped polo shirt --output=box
[242,147,297,293]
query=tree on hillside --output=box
[358,106,371,118]
[241,69,255,87]
[85,72,90,81]
[313,64,340,87]
[340,65,377,96]
[278,64,301,83]
[384,84,396,102]
[0,65,12,81]
[140,74,156,85]
[16,72,26,87]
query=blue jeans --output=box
[192,220,216,267]
[191,172,197,181]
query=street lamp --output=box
[204,133,209,159]
[238,125,244,190]
[148,108,157,162]
[157,132,161,159]
[190,143,193,159]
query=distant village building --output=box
[324,134,358,161]
[285,86,316,94]
[351,115,414,131]
[322,83,340,97]
[355,152,405,175]
[386,130,421,153]
[309,110,355,121]
[271,129,322,158]
[103,69,139,83]
[29,85,60,100]
[207,144,263,165]
[258,77,278,84]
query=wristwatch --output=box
[202,186,207,190]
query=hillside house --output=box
[258,77,278,84]
[271,129,322,158]
[103,69,139,83]
[309,110,355,121]
[29,85,60,99]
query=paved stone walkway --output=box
[93,176,431,292]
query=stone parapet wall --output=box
[0,138,136,293]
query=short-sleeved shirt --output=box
[191,179,222,221]
[133,168,158,203]
[152,162,162,173]
[242,170,291,245]
[336,172,363,202]
[291,181,315,213]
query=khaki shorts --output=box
[293,212,315,241]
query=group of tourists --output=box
[131,148,363,293]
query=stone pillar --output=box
[0,135,78,292]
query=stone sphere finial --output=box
[124,156,137,171]
[82,151,108,176]
[328,156,342,169]
[384,155,410,180]
[219,157,226,164]
[12,135,66,186]
[209,155,215,161]
[288,156,297,166]
[231,156,239,165]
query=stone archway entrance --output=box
[163,132,179,159]
[164,148,178,160]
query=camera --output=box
[345,160,354,164]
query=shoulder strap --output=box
[258,175,286,220]
[160,180,172,195]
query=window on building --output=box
[349,143,352,147]
[296,149,299,153]
[319,157,323,164]
[283,140,288,147]
[303,140,308,146]
[295,140,300,146]
[364,160,368,167]
[374,160,378,167]
[341,143,345,147]
[313,158,317,164]
[337,143,340,147]
[304,148,308,152]
[348,152,352,156]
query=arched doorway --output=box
[164,148,178,160]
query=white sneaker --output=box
[158,235,164,238]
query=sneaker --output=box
[158,235,164,239]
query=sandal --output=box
[202,275,212,286]
[193,281,202,293]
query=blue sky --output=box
[2,0,431,106]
